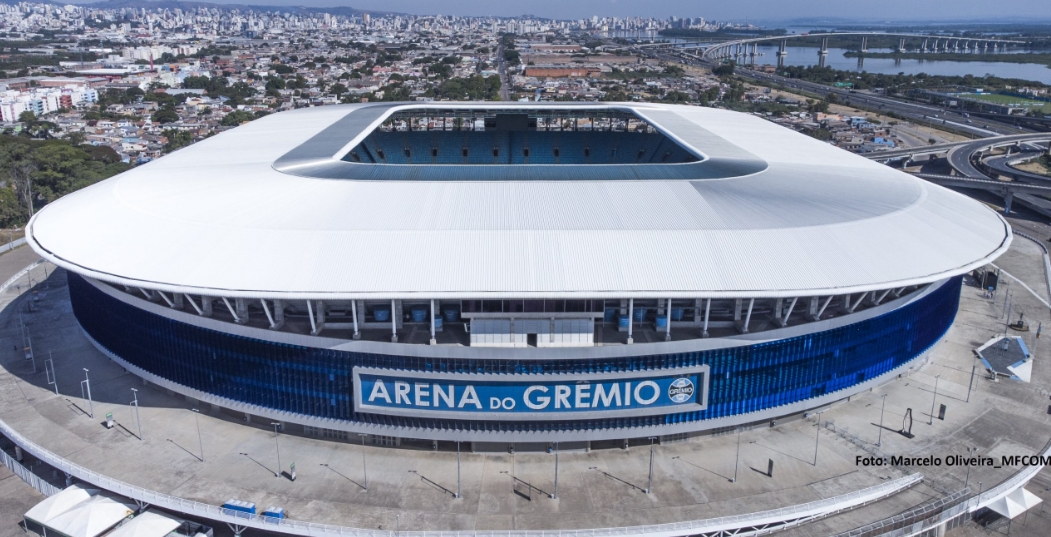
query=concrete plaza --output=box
[2,229,1051,535]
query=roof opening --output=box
[342,108,699,166]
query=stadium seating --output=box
[344,128,698,165]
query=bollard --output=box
[767,458,774,477]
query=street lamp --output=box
[967,354,978,403]
[455,441,461,499]
[81,368,93,419]
[813,414,821,466]
[929,375,940,425]
[191,408,203,462]
[732,427,741,483]
[130,389,142,441]
[359,433,368,491]
[271,423,282,478]
[965,446,978,489]
[551,441,559,500]
[877,394,888,447]
[645,437,656,494]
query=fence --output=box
[0,448,63,498]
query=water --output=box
[747,45,1051,84]
[596,29,1051,84]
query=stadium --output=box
[24,102,1012,450]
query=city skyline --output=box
[72,0,1051,24]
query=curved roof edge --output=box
[26,212,1011,301]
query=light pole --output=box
[967,354,978,403]
[191,408,203,462]
[359,433,368,491]
[645,437,656,494]
[81,368,93,419]
[929,375,940,425]
[455,441,461,499]
[813,415,820,466]
[877,394,888,447]
[551,441,559,500]
[965,447,978,488]
[732,427,741,483]
[130,389,142,441]
[45,352,57,395]
[271,422,282,478]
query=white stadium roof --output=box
[27,102,1010,299]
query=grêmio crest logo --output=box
[668,377,695,404]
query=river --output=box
[595,30,1051,84]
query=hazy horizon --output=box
[72,0,1051,24]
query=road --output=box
[947,134,1051,179]
[496,44,511,101]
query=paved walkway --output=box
[1,236,1051,535]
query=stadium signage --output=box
[352,365,708,420]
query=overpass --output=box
[866,134,1051,215]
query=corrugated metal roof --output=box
[27,103,1010,299]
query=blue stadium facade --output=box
[68,272,961,445]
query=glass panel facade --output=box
[68,273,960,434]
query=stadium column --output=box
[201,296,213,316]
[235,298,249,324]
[627,298,634,345]
[351,300,361,340]
[273,300,285,328]
[702,298,711,338]
[664,298,672,341]
[429,299,437,345]
[391,299,398,342]
[802,296,819,321]
[172,293,183,309]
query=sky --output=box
[190,0,1051,24]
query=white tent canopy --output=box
[106,510,183,537]
[987,487,1044,519]
[24,485,99,527]
[43,493,135,537]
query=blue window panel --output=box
[68,273,960,434]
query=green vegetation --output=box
[162,130,193,153]
[220,110,268,126]
[712,63,735,77]
[424,75,502,100]
[964,92,1051,113]
[0,136,130,227]
[778,65,1049,94]
[181,76,257,105]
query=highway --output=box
[946,134,1051,179]
[639,47,1033,137]
[984,147,1049,182]
[733,66,1028,137]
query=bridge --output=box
[669,32,1029,66]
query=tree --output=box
[153,106,179,124]
[163,129,193,153]
[18,111,35,124]
[330,83,348,97]
[711,63,734,77]
[220,110,259,127]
